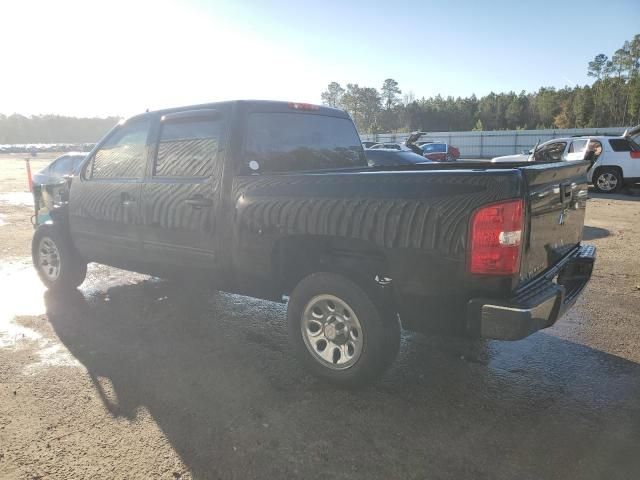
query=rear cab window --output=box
[243,112,366,173]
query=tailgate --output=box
[518,161,590,284]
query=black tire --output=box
[32,224,87,291]
[287,272,400,387]
[593,167,622,193]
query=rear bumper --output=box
[468,244,596,340]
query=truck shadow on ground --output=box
[44,282,640,480]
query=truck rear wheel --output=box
[32,224,87,291]
[287,272,400,386]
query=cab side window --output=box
[154,118,222,177]
[91,119,150,179]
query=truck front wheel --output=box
[32,224,87,291]
[287,272,400,386]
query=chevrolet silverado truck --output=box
[31,100,596,385]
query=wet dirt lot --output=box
[1,155,639,479]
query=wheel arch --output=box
[272,235,394,301]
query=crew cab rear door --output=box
[518,160,590,284]
[139,109,226,270]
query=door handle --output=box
[120,192,134,206]
[185,195,213,208]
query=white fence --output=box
[361,127,630,159]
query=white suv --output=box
[491,126,640,193]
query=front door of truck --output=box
[140,109,225,271]
[69,118,150,268]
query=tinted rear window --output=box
[244,113,366,173]
[609,139,637,152]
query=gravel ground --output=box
[1,155,639,480]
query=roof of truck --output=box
[126,100,348,123]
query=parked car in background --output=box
[31,153,88,225]
[491,139,568,164]
[364,148,431,167]
[420,142,460,161]
[368,142,403,150]
[32,152,87,186]
[361,141,377,149]
[491,128,640,193]
[490,148,534,163]
[402,132,460,161]
[592,125,640,193]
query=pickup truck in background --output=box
[31,100,596,386]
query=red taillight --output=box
[469,199,524,275]
[288,102,320,111]
[630,151,640,159]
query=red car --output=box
[419,142,460,161]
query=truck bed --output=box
[230,160,591,305]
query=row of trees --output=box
[0,114,119,144]
[321,34,640,133]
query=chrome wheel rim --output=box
[301,294,363,370]
[597,173,617,191]
[37,236,61,281]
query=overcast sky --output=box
[1,0,638,117]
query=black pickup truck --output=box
[32,100,595,385]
